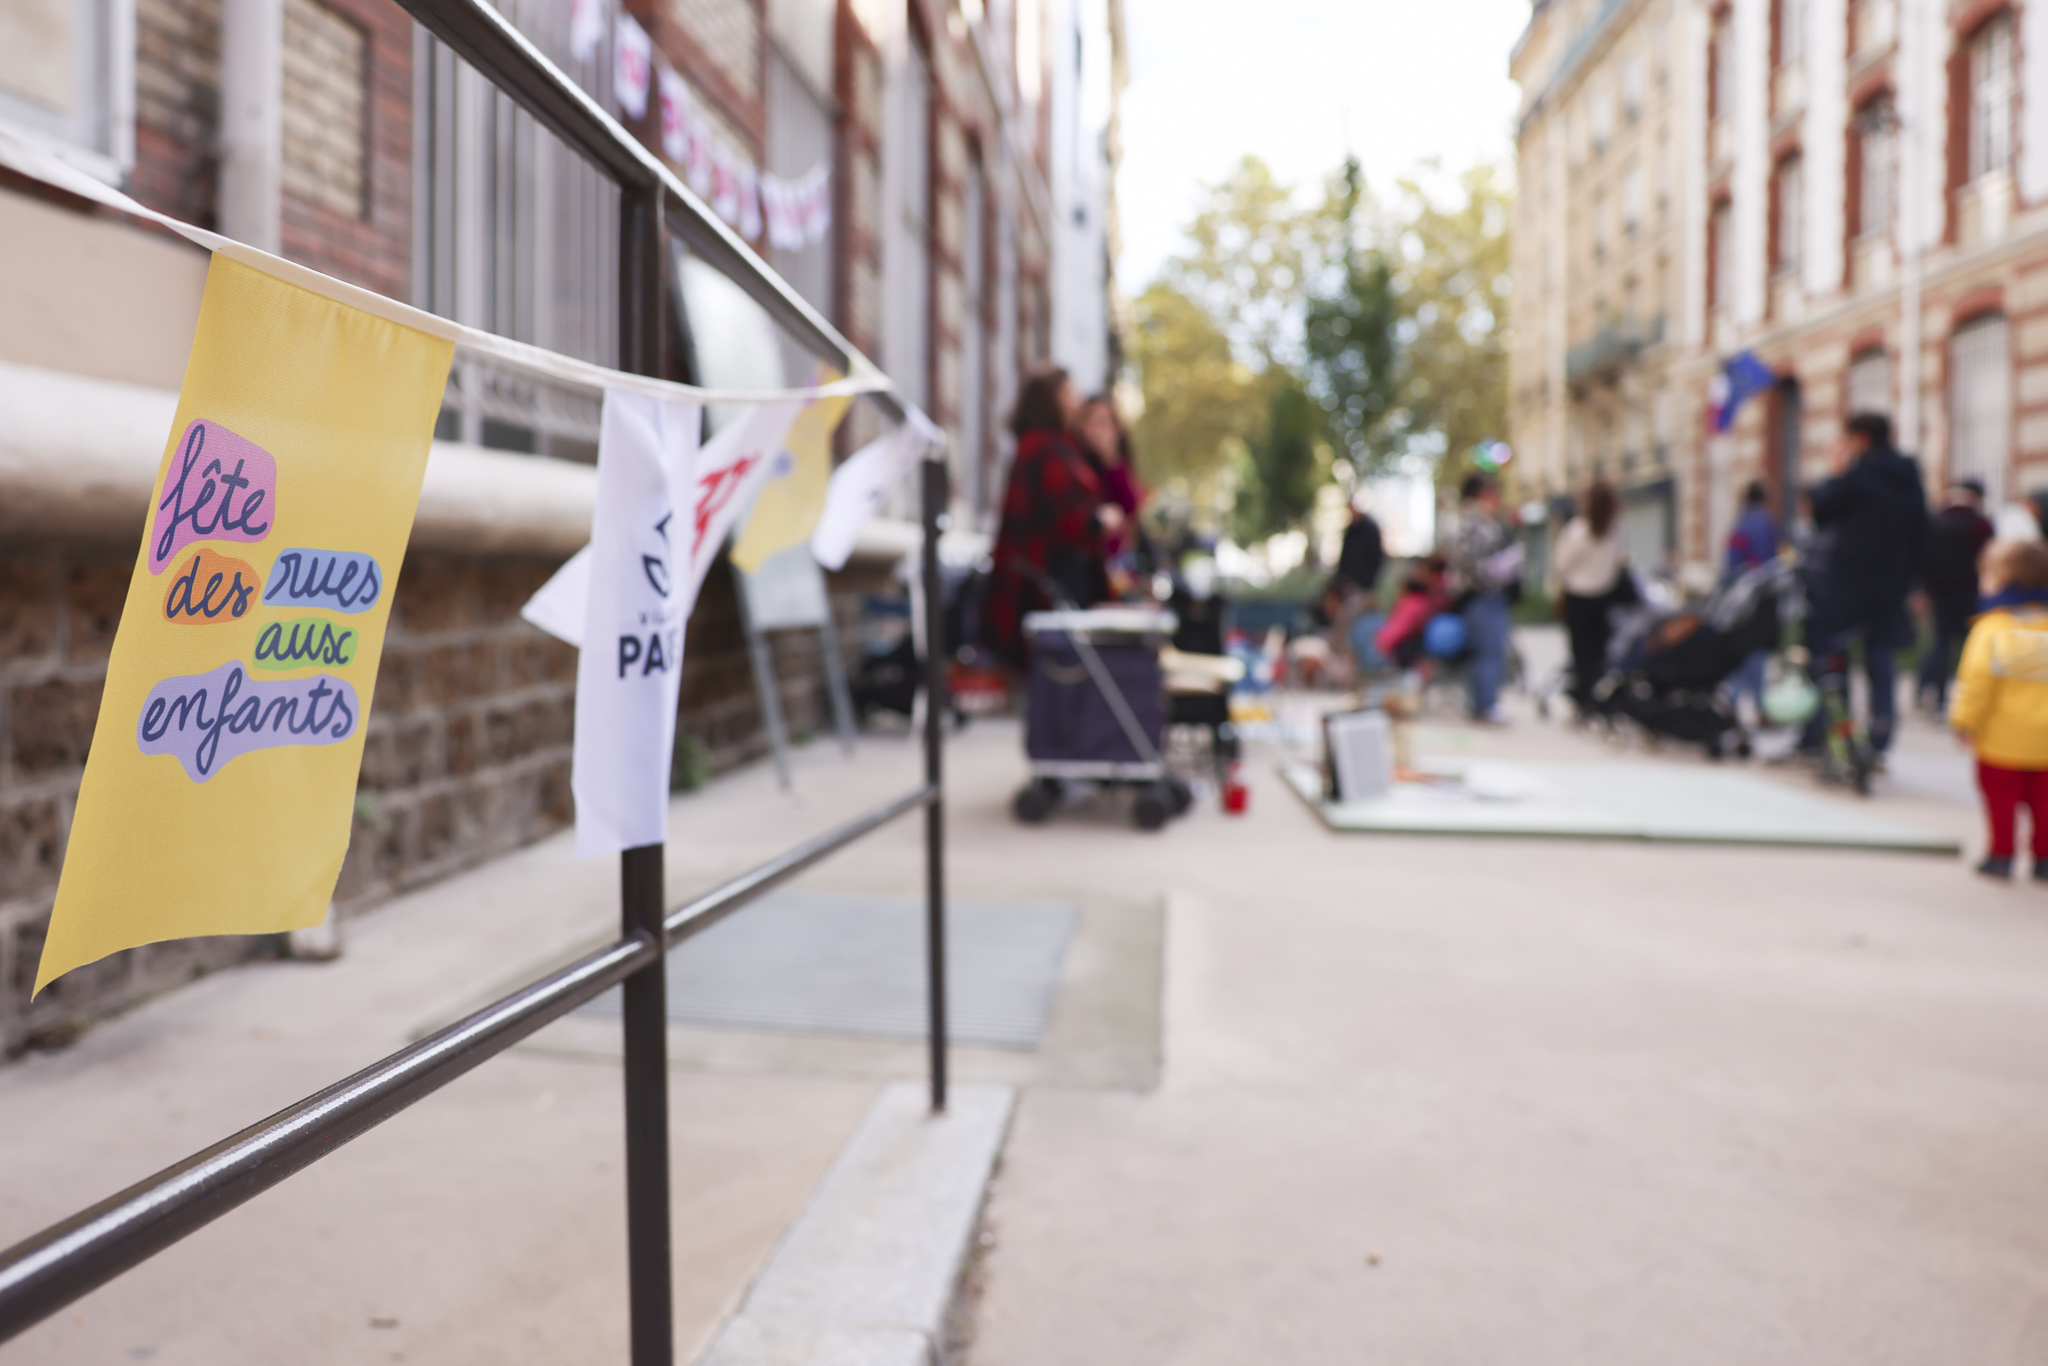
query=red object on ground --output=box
[1222,763,1249,815]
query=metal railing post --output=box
[617,179,674,1366]
[920,452,949,1113]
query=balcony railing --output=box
[1566,316,1664,385]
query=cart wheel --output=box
[1132,786,1171,831]
[1165,778,1194,816]
[1013,781,1055,824]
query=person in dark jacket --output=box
[1916,478,1994,710]
[983,368,1121,669]
[1799,412,1931,755]
[1334,506,1387,598]
[1332,503,1389,675]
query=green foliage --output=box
[670,731,712,792]
[1129,281,1262,510]
[1131,153,1512,535]
[1159,156,1340,369]
[1233,375,1327,543]
[1304,157,1402,477]
[1389,164,1513,493]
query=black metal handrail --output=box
[0,0,951,1359]
[0,783,939,1345]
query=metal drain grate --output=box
[580,892,1079,1049]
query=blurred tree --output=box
[1304,158,1402,477]
[1160,155,1341,369]
[1390,164,1513,493]
[1128,281,1263,512]
[1233,373,1328,543]
[1130,155,1512,539]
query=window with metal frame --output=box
[1857,95,1896,240]
[766,31,835,384]
[891,32,935,413]
[0,0,128,179]
[1773,155,1803,275]
[1775,0,1805,68]
[1969,14,2015,181]
[414,0,620,459]
[960,153,990,520]
[1845,347,1891,418]
[1951,312,2012,504]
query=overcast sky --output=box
[1117,0,1531,293]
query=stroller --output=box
[1588,559,1803,757]
[1012,606,1195,830]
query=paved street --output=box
[960,693,2048,1364]
[7,658,2048,1362]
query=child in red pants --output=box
[1950,539,2048,879]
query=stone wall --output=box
[0,542,895,1056]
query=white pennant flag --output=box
[658,66,690,164]
[738,163,762,241]
[686,400,805,605]
[521,396,809,855]
[569,0,605,63]
[811,413,938,571]
[614,14,652,119]
[557,390,702,857]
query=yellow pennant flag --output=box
[729,367,853,574]
[36,255,453,992]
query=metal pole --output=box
[919,453,949,1112]
[617,180,674,1366]
[734,575,795,789]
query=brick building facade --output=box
[0,0,1115,1052]
[1514,0,2048,570]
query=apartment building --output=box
[1516,0,2048,568]
[1512,0,1703,570]
[0,0,1119,1049]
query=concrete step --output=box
[698,1081,1013,1366]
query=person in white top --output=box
[1548,479,1627,713]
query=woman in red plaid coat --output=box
[984,368,1124,668]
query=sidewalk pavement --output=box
[959,685,2048,1365]
[6,666,2046,1365]
[0,736,941,1366]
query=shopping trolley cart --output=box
[1012,607,1194,830]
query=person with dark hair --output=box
[1799,409,1931,757]
[1331,499,1388,674]
[1548,478,1626,713]
[1726,479,1780,576]
[983,369,1120,667]
[1076,394,1145,594]
[1724,479,1780,722]
[1917,478,1995,711]
[1447,473,1520,723]
[1334,501,1387,597]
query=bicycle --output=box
[1789,644,1877,795]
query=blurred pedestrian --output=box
[1949,539,2048,880]
[1448,473,1521,724]
[1548,478,1625,713]
[1918,478,1995,711]
[1076,394,1145,596]
[1724,480,1780,723]
[984,369,1121,668]
[1798,412,1930,757]
[1333,500,1388,675]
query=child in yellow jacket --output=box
[1950,539,2048,879]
